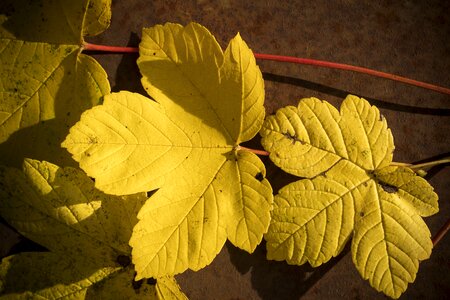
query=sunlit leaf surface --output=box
[262,95,438,298]
[63,23,273,278]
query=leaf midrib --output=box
[137,156,229,274]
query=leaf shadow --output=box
[227,241,351,300]
[0,165,149,296]
[0,48,109,168]
[0,252,101,295]
[41,167,146,262]
[110,32,148,96]
[262,72,450,116]
[0,163,145,269]
[0,118,78,169]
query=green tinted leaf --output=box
[63,22,272,278]
[0,252,119,299]
[83,0,112,37]
[0,0,110,144]
[0,252,186,299]
[0,159,147,268]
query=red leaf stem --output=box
[253,53,450,96]
[432,217,450,246]
[83,42,139,53]
[238,146,270,156]
[81,43,450,95]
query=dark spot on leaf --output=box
[132,279,144,290]
[381,183,398,193]
[219,189,223,193]
[360,211,365,217]
[116,254,131,267]
[255,172,264,181]
[283,132,303,144]
[147,278,157,285]
[153,52,156,55]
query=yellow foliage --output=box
[262,95,438,299]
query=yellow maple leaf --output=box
[62,23,273,279]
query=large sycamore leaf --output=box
[0,0,111,143]
[63,22,273,279]
[0,159,147,268]
[262,95,438,298]
[0,252,187,299]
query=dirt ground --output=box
[1,1,449,299]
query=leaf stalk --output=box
[83,42,139,53]
[238,146,270,156]
[81,43,450,95]
[432,217,450,246]
[392,158,450,170]
[253,53,450,96]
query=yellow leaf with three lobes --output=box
[262,96,438,298]
[0,0,110,144]
[260,95,394,177]
[63,23,273,278]
[0,252,187,300]
[0,159,147,269]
